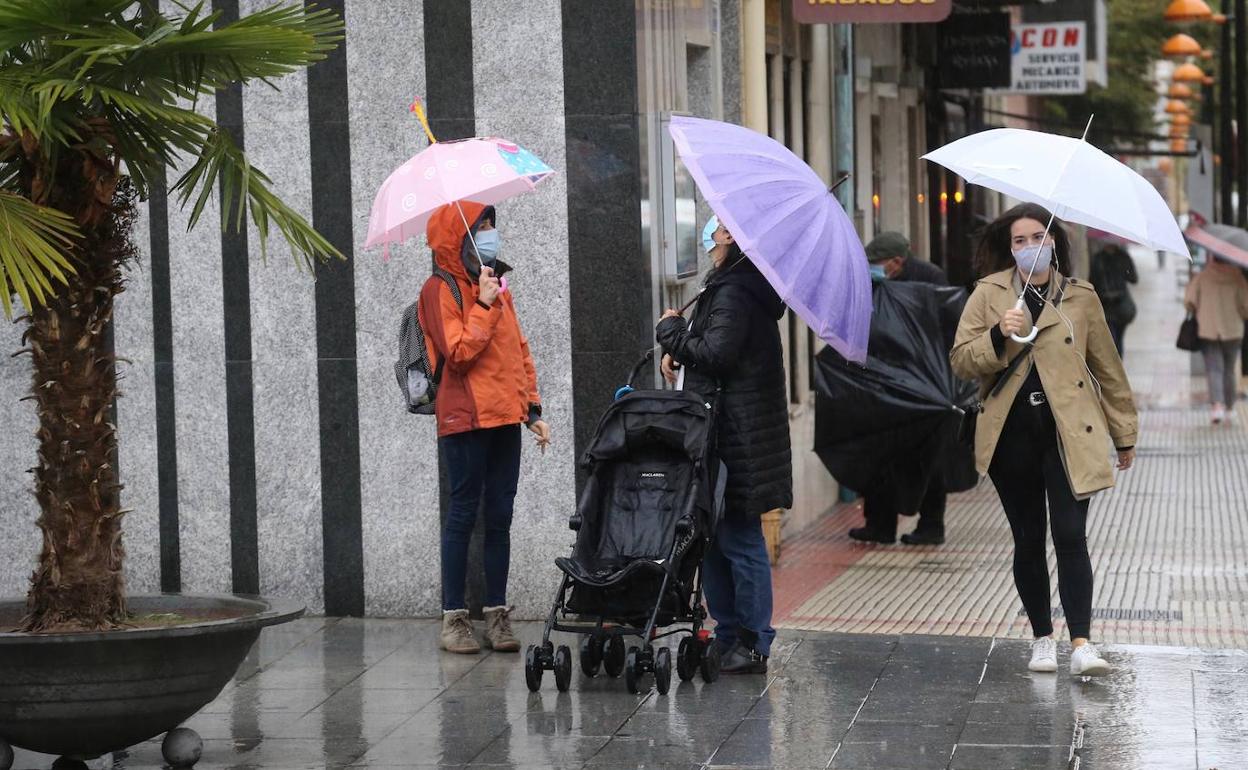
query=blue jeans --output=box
[439,425,521,611]
[702,512,775,656]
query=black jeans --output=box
[438,424,521,611]
[988,395,1093,640]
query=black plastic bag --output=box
[814,281,979,513]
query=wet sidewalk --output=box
[774,249,1248,649]
[12,253,1248,770]
[12,616,1248,769]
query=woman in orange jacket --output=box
[419,201,551,655]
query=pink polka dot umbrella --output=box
[365,98,556,260]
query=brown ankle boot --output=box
[482,605,520,652]
[440,609,480,654]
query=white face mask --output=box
[1012,244,1053,276]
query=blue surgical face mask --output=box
[1011,243,1053,276]
[702,215,719,253]
[869,263,887,282]
[473,229,500,266]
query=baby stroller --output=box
[524,352,725,695]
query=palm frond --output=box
[0,190,78,318]
[0,68,83,146]
[172,127,341,269]
[52,2,343,98]
[0,0,133,51]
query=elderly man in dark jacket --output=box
[657,218,793,675]
[854,232,950,545]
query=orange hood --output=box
[427,201,487,283]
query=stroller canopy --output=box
[581,390,713,468]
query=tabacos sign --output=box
[794,0,953,24]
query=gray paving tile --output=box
[949,743,1072,770]
[710,717,838,768]
[584,735,717,767]
[471,733,613,766]
[829,740,953,769]
[957,719,1076,747]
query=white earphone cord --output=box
[1027,263,1103,399]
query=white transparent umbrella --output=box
[924,121,1190,341]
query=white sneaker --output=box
[1070,643,1112,677]
[1028,636,1058,673]
[1212,404,1226,424]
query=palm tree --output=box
[0,1,344,632]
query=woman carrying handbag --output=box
[1184,257,1248,423]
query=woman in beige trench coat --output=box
[951,203,1138,679]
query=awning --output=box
[1184,223,1248,268]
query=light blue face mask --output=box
[869,263,887,282]
[701,215,719,253]
[473,229,500,266]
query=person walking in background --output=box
[657,216,793,675]
[851,232,951,545]
[951,203,1137,678]
[1184,257,1248,424]
[420,202,552,655]
[1088,244,1138,357]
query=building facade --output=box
[0,0,1031,618]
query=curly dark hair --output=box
[974,202,1072,279]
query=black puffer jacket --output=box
[657,258,793,519]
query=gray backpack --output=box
[395,268,461,414]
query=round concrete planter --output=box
[0,594,303,763]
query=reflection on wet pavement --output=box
[10,618,1246,768]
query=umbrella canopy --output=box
[923,128,1191,259]
[1185,223,1248,268]
[365,136,555,258]
[814,281,978,508]
[668,115,872,362]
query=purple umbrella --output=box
[668,115,872,362]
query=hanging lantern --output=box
[1164,100,1192,115]
[1171,113,1192,127]
[1172,62,1207,82]
[1168,83,1195,99]
[1161,33,1202,56]
[1162,0,1213,22]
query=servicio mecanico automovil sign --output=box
[793,0,952,24]
[1002,21,1088,95]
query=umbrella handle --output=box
[1009,296,1039,343]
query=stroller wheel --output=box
[654,647,673,695]
[553,645,573,692]
[699,640,721,683]
[524,644,543,692]
[624,646,643,694]
[676,637,699,682]
[603,635,627,678]
[579,634,603,677]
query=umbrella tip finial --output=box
[1080,114,1095,141]
[410,95,437,144]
